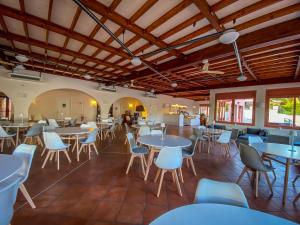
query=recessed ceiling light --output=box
[15,64,25,70]
[236,74,247,81]
[171,82,178,88]
[219,29,239,44]
[131,57,142,66]
[15,54,29,63]
[83,74,92,79]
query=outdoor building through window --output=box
[215,91,256,125]
[266,88,300,129]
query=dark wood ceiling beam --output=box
[0,30,130,72]
[0,4,130,59]
[295,56,300,79]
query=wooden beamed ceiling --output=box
[0,0,299,100]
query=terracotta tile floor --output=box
[2,125,300,225]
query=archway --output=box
[0,92,14,121]
[28,89,101,122]
[109,97,147,122]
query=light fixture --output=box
[150,88,155,93]
[128,103,133,108]
[218,29,239,44]
[171,82,178,88]
[15,64,25,70]
[83,74,92,79]
[15,54,29,63]
[131,56,142,66]
[236,74,247,82]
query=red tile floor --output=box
[3,125,300,225]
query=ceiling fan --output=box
[123,80,146,89]
[198,59,224,75]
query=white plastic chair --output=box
[78,128,99,160]
[0,125,16,152]
[42,132,71,170]
[151,129,163,135]
[13,144,37,208]
[194,178,249,208]
[216,131,232,157]
[154,147,183,197]
[87,121,98,129]
[48,119,59,128]
[138,126,151,137]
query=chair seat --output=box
[182,148,193,157]
[51,143,71,151]
[132,146,148,154]
[0,133,16,138]
[194,178,249,208]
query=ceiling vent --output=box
[9,69,42,81]
[97,84,116,93]
[143,91,157,98]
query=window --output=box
[0,96,12,120]
[215,91,256,125]
[265,88,300,129]
[199,104,209,117]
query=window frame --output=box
[214,91,256,126]
[265,88,300,129]
[199,104,209,117]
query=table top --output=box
[0,154,23,183]
[131,124,160,129]
[149,203,297,225]
[53,127,90,135]
[204,128,223,134]
[251,143,300,161]
[2,123,31,128]
[139,135,191,148]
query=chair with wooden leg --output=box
[230,128,239,153]
[42,132,72,170]
[13,144,37,209]
[216,131,232,157]
[23,123,44,147]
[78,128,99,161]
[126,133,148,175]
[182,135,198,180]
[154,147,183,197]
[236,143,274,198]
[249,136,276,179]
[194,178,249,208]
[0,125,16,152]
[48,119,59,128]
[193,128,208,153]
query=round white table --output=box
[3,123,32,145]
[0,154,23,183]
[139,135,191,181]
[251,143,300,205]
[149,203,297,225]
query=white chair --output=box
[216,131,232,157]
[13,144,37,209]
[182,135,198,178]
[194,178,249,208]
[150,129,163,135]
[48,119,59,128]
[0,125,16,152]
[38,120,47,124]
[104,123,116,139]
[87,121,98,129]
[42,132,72,170]
[154,147,183,197]
[138,120,146,126]
[138,126,151,137]
[126,133,148,175]
[78,128,99,160]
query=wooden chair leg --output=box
[57,151,60,170]
[173,170,182,196]
[293,192,300,204]
[78,144,84,161]
[1,139,4,152]
[20,184,36,209]
[10,137,16,147]
[255,171,259,198]
[189,157,197,176]
[42,151,51,168]
[236,167,247,184]
[140,155,145,175]
[154,168,161,183]
[50,151,55,161]
[186,158,190,168]
[157,169,166,197]
[92,143,99,155]
[264,172,273,196]
[126,155,134,174]
[88,145,91,160]
[178,168,184,183]
[63,150,72,163]
[23,136,28,144]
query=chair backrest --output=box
[26,123,43,136]
[0,125,9,137]
[0,176,21,225]
[193,128,204,138]
[85,128,99,143]
[38,120,47,124]
[64,117,72,121]
[126,133,138,152]
[138,126,151,136]
[80,124,91,129]
[48,119,59,128]
[12,144,36,183]
[239,143,268,171]
[138,120,146,126]
[43,125,55,132]
[248,136,263,145]
[155,147,183,170]
[151,129,163,135]
[43,132,66,150]
[217,131,232,144]
[70,118,77,127]
[87,121,98,129]
[231,128,239,140]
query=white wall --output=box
[209,82,300,139]
[0,71,198,123]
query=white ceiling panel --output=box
[3,16,25,35]
[13,41,29,51]
[0,0,20,10]
[48,31,66,47]
[25,0,49,20]
[46,50,60,58]
[95,50,110,60]
[81,45,98,56]
[31,46,45,55]
[51,0,78,28]
[28,24,46,42]
[115,0,147,19]
[66,38,83,52]
[74,10,98,36]
[73,58,85,64]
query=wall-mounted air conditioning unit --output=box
[9,69,42,81]
[143,91,157,98]
[97,84,117,93]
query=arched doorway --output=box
[28,89,101,122]
[109,97,147,122]
[0,92,14,121]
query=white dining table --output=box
[149,203,298,225]
[0,154,23,183]
[3,123,32,145]
[139,134,191,181]
[251,142,300,205]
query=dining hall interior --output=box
[0,0,300,225]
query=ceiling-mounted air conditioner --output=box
[9,69,42,81]
[143,91,157,98]
[96,84,116,93]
